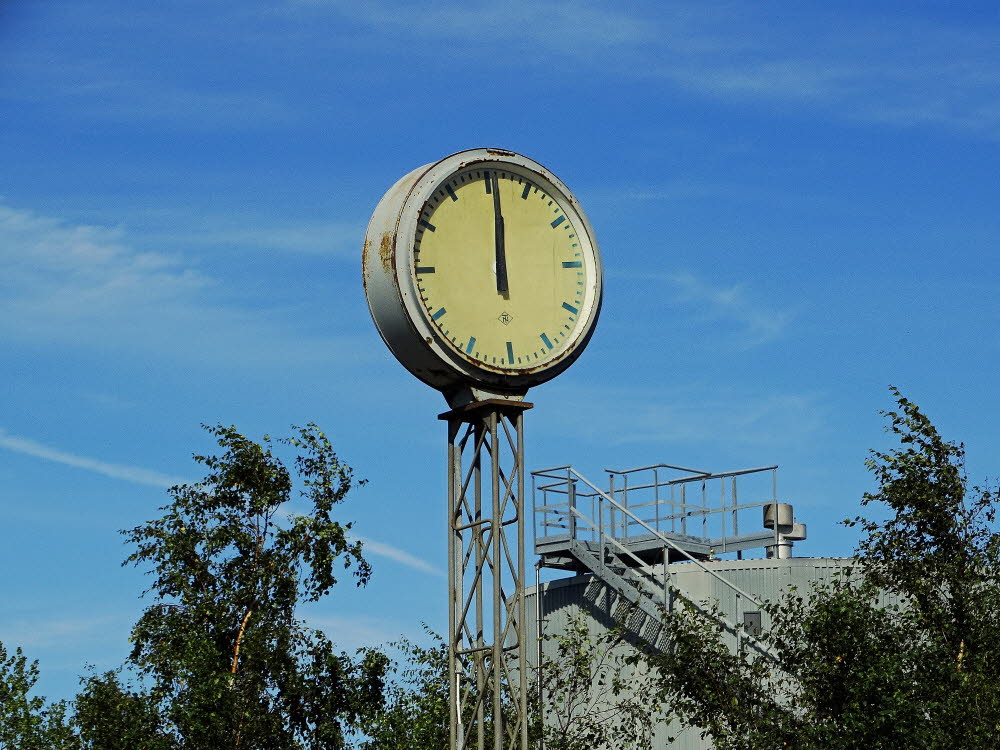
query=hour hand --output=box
[492,172,509,297]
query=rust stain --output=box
[379,231,394,274]
[361,237,372,293]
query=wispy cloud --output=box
[7,46,293,129]
[292,0,653,52]
[13,1,997,137]
[0,202,373,367]
[611,270,792,349]
[280,508,442,577]
[669,271,791,348]
[357,537,444,577]
[542,385,826,450]
[140,218,363,258]
[298,0,1000,137]
[0,428,185,488]
[651,14,1000,136]
[0,614,119,648]
[306,613,405,652]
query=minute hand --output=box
[492,172,509,296]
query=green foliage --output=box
[537,614,660,750]
[0,642,77,750]
[643,389,1000,749]
[74,669,175,750]
[71,423,388,750]
[358,628,448,750]
[363,616,659,750]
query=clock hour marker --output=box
[419,219,436,232]
[551,216,566,228]
[562,261,582,268]
[521,183,531,199]
[484,172,491,193]
[506,341,514,363]
[415,266,436,274]
[431,307,447,320]
[466,336,477,354]
[562,302,579,314]
[445,184,458,201]
[540,332,553,350]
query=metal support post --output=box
[442,399,531,750]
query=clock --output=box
[363,148,602,407]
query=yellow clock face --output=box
[412,164,591,372]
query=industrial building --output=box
[524,461,848,749]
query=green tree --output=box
[74,669,174,750]
[73,423,388,750]
[358,628,448,750]
[643,389,1000,749]
[363,616,659,750]
[0,641,77,750]
[535,614,660,750]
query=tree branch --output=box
[231,608,253,674]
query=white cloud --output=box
[293,0,653,52]
[7,48,293,129]
[305,613,403,652]
[358,536,444,577]
[0,201,373,367]
[543,386,826,449]
[610,270,792,349]
[0,614,118,648]
[0,201,206,340]
[297,0,1000,137]
[278,511,442,578]
[659,16,1000,135]
[0,428,186,488]
[141,218,363,258]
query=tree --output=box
[642,389,1000,749]
[73,423,388,750]
[363,615,659,750]
[358,628,448,750]
[534,613,661,750]
[74,669,174,750]
[0,641,77,750]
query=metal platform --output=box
[536,530,782,571]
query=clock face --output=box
[411,162,594,373]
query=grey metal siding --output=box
[526,557,856,749]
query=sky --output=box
[3,0,1000,704]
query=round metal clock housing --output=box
[363,148,603,403]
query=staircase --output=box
[532,464,803,652]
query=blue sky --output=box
[3,0,999,703]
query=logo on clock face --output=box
[498,311,513,326]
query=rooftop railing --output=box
[532,462,781,557]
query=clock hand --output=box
[491,172,509,297]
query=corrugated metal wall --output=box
[524,557,855,749]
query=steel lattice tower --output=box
[442,399,531,750]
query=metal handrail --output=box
[560,468,766,609]
[535,478,775,548]
[605,462,712,476]
[605,463,777,479]
[532,464,786,662]
[567,506,759,645]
